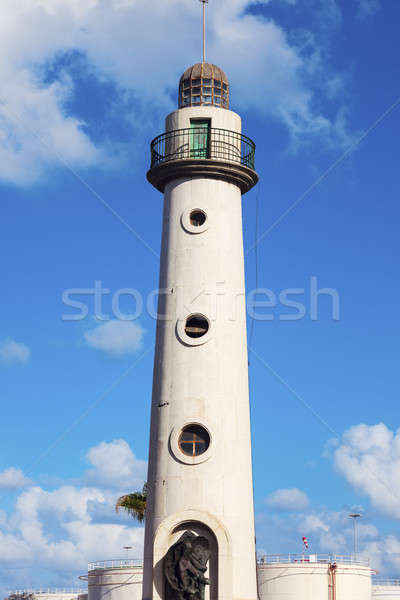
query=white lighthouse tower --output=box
[143,50,259,600]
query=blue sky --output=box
[1,0,400,593]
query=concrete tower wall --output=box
[143,104,257,600]
[166,105,241,132]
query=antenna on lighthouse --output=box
[199,0,209,63]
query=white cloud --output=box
[1,484,144,571]
[266,487,309,511]
[84,439,147,489]
[0,467,31,490]
[297,509,380,554]
[213,9,351,150]
[297,512,349,554]
[257,503,382,560]
[356,0,381,20]
[0,439,145,595]
[0,338,30,364]
[300,513,329,533]
[363,535,400,575]
[84,320,145,356]
[333,423,400,519]
[0,0,354,186]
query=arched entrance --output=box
[152,510,232,600]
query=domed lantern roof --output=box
[179,62,229,109]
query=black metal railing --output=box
[150,127,256,171]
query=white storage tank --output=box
[87,559,142,600]
[7,590,86,600]
[257,554,372,600]
[372,580,400,599]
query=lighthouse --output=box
[143,57,259,600]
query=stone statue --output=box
[164,531,211,600]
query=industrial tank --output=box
[372,580,400,599]
[256,554,372,600]
[6,590,86,600]
[87,560,142,600]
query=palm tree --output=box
[115,483,147,523]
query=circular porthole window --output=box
[181,208,209,234]
[185,314,209,338]
[176,313,212,346]
[179,424,210,457]
[190,210,206,227]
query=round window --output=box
[190,210,207,227]
[179,425,210,457]
[181,208,209,234]
[185,314,209,338]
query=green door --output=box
[190,120,210,159]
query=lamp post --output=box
[123,546,132,563]
[349,513,361,557]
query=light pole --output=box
[349,513,361,557]
[123,546,132,563]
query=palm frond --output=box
[115,485,147,523]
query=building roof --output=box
[180,63,228,84]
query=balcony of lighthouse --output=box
[147,125,258,194]
[83,558,143,600]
